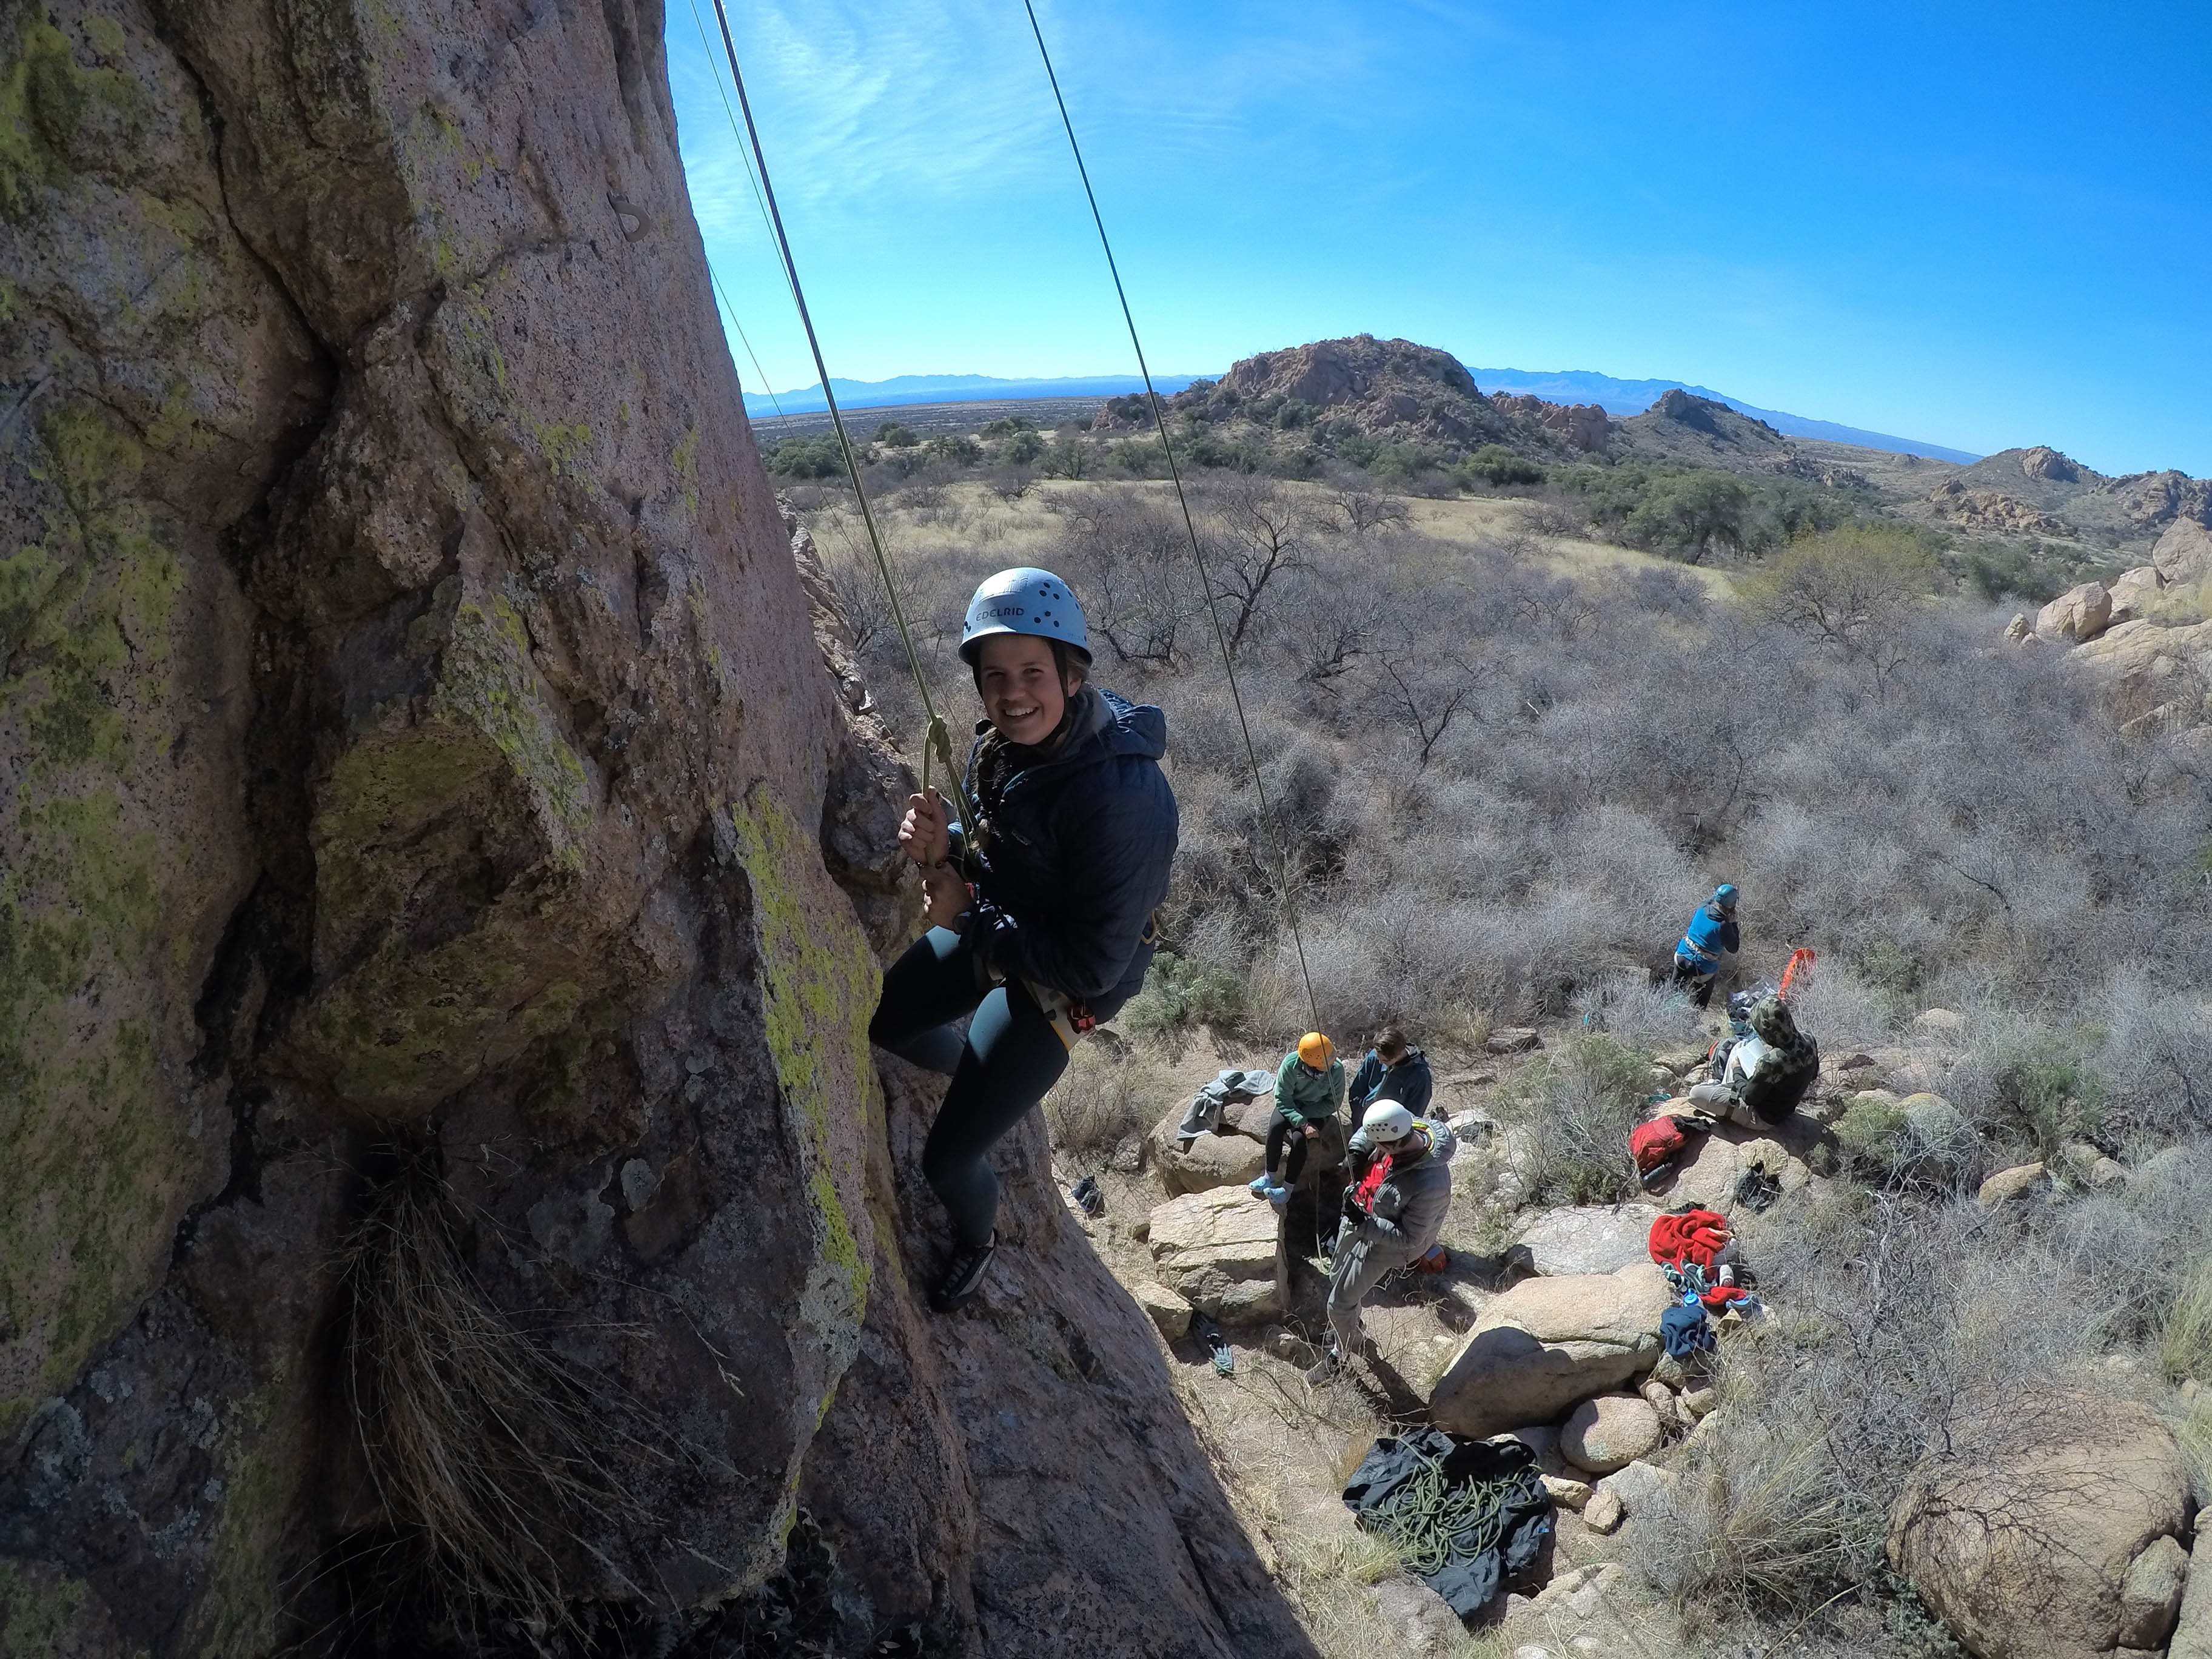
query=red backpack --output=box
[1630,1115,1691,1175]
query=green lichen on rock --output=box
[726,786,879,1330]
[434,594,592,831]
[5,402,182,774]
[1,397,193,1438]
[1,7,148,216]
[528,418,592,478]
[300,589,598,1113]
[185,1372,304,1657]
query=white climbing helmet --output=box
[959,568,1090,666]
[1362,1102,1416,1144]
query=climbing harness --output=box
[703,0,977,836]
[1020,1,1324,1036]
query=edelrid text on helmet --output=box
[960,568,1090,665]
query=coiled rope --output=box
[1019,1,1324,1035]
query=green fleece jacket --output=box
[1273,1051,1346,1128]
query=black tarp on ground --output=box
[1341,1427,1553,1618]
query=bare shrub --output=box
[1573,971,1708,1053]
[1496,1034,1652,1204]
[1042,1042,1171,1150]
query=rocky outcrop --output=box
[1429,1264,1671,1435]
[2036,582,2114,643]
[2154,518,2212,585]
[0,5,1304,1654]
[1926,478,2074,535]
[1147,1187,1285,1324]
[1489,392,1610,452]
[1166,335,1512,451]
[1888,1397,2196,1659]
[2108,565,2166,625]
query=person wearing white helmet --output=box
[1308,1098,1455,1384]
[869,568,1178,1313]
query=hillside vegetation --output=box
[811,459,2212,1658]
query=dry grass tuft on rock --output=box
[338,1149,671,1638]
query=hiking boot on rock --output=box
[929,1233,997,1314]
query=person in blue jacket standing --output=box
[870,569,1179,1313]
[1671,884,1741,1008]
[1347,1025,1433,1121]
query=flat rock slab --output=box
[1431,1264,1671,1435]
[1643,1126,1810,1215]
[1147,1186,1284,1325]
[1514,1207,1652,1277]
[1130,1279,1193,1341]
[1487,1028,1542,1054]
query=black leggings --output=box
[1264,1110,1310,1186]
[868,927,1071,1250]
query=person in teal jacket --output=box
[1249,1032,1346,1207]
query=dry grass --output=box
[2160,1259,2212,1384]
[339,1150,670,1636]
[1043,1041,1175,1151]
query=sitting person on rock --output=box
[1347,1024,1435,1122]
[1249,1031,1345,1208]
[1686,994,1819,1128]
[1671,883,1740,1008]
[870,569,1178,1314]
[1309,1101,1454,1384]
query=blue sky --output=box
[666,1,2212,477]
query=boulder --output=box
[2006,612,2032,643]
[1543,1473,1592,1512]
[2110,566,2167,625]
[1514,1207,1654,1277]
[2172,1535,2212,1659]
[1131,1279,1193,1341]
[2059,1142,2130,1190]
[1910,1008,1969,1041]
[1430,1264,1672,1435]
[1218,1094,1278,1140]
[1888,1397,2194,1659]
[1148,1108,1269,1196]
[1978,1162,2049,1207]
[1581,1488,1622,1535]
[1487,1027,1543,1054]
[1559,1393,1663,1475]
[2154,517,2212,584]
[1373,1575,1466,1655]
[2037,581,2114,643]
[1147,1187,1285,1324]
[2119,1534,2188,1649]
[1595,1458,1677,1520]
[1651,1127,1810,1215]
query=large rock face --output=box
[1888,1398,2196,1659]
[0,5,1305,1655]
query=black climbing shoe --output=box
[1070,1175,1104,1216]
[929,1233,997,1313]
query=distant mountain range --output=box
[741,372,1207,419]
[741,366,1980,464]
[1464,368,1979,463]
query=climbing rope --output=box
[703,0,976,832]
[1364,1454,1520,1577]
[1020,1,1324,1036]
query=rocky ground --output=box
[1039,1009,2212,1659]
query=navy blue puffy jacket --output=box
[957,688,1178,1016]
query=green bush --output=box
[1275,397,1315,431]
[980,415,1037,438]
[1039,435,1093,479]
[873,420,919,447]
[1459,444,1545,488]
[763,435,846,480]
[1497,1034,1653,1205]
[925,434,980,464]
[1123,949,1247,1039]
[997,428,1045,464]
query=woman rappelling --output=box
[868,568,1179,1313]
